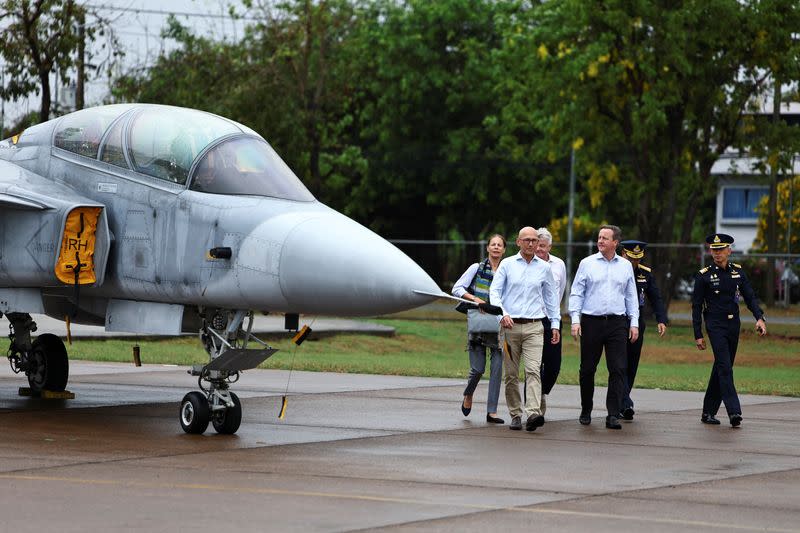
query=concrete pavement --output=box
[0,361,798,532]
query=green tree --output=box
[239,0,367,202]
[112,17,249,116]
[0,0,121,121]
[345,0,549,240]
[493,0,800,299]
[754,175,800,254]
[114,2,366,208]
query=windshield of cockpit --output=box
[188,137,315,201]
[128,108,241,185]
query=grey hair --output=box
[537,227,553,244]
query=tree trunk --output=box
[39,69,51,121]
[76,12,85,110]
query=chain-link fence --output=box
[390,239,800,305]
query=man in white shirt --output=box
[535,227,567,413]
[569,225,639,430]
[490,226,561,432]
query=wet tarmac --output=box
[0,361,798,532]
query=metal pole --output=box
[788,161,794,256]
[766,82,781,305]
[1,65,4,137]
[566,148,576,291]
[786,169,795,305]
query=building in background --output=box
[711,102,800,252]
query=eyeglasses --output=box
[520,238,539,244]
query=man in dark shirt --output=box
[619,240,668,421]
[692,233,767,428]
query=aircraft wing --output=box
[0,159,69,210]
[0,192,52,210]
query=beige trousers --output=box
[503,321,544,419]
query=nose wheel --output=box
[212,392,241,434]
[179,389,242,435]
[180,391,210,434]
[179,309,276,435]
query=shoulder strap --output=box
[470,259,491,292]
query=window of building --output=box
[722,187,769,220]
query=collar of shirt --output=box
[593,251,622,263]
[515,251,540,264]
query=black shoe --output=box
[486,414,505,424]
[579,410,591,425]
[701,413,721,425]
[461,397,471,417]
[526,415,545,432]
[621,407,635,421]
[509,416,522,430]
[605,415,622,430]
[730,414,742,427]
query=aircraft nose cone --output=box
[280,213,440,316]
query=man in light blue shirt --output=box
[490,226,561,432]
[569,225,639,430]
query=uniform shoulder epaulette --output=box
[731,262,742,268]
[639,264,652,272]
[699,266,709,274]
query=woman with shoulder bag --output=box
[451,234,506,423]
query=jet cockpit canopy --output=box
[51,104,314,202]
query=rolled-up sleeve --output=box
[452,263,479,298]
[489,262,508,316]
[543,266,561,329]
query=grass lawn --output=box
[53,310,800,397]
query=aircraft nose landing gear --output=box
[180,309,276,435]
[180,371,242,434]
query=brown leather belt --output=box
[512,318,542,324]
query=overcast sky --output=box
[2,0,248,127]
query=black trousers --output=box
[579,314,628,416]
[622,313,646,410]
[703,316,742,416]
[541,317,562,395]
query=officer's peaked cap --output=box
[620,240,647,259]
[705,233,734,249]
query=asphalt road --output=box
[0,362,798,532]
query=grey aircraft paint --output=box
[0,103,443,434]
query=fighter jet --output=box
[0,103,441,434]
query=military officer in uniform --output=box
[619,240,668,421]
[692,233,767,427]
